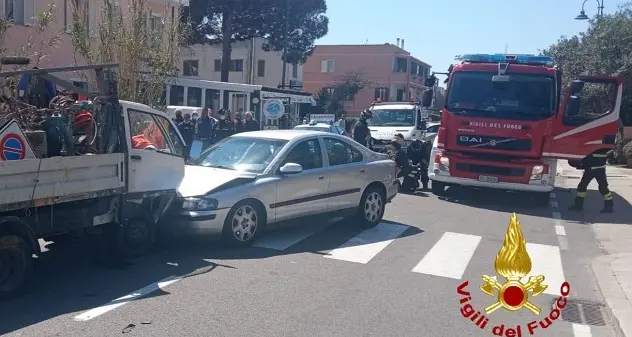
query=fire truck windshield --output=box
[367,109,415,126]
[446,71,555,120]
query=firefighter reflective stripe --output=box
[592,154,608,158]
[577,192,587,198]
[591,165,606,170]
[604,192,613,200]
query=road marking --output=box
[557,236,569,250]
[526,243,565,295]
[572,323,592,337]
[73,276,181,321]
[412,232,481,279]
[254,221,334,251]
[555,225,566,236]
[552,211,561,219]
[324,222,409,264]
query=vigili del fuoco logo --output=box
[457,213,571,336]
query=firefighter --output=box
[568,149,613,213]
[352,109,373,148]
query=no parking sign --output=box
[0,120,37,161]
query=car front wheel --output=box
[222,201,266,247]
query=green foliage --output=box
[540,3,632,125]
[313,69,372,117]
[69,0,184,108]
[183,0,328,81]
[314,87,342,115]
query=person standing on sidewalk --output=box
[568,149,613,213]
[196,107,216,150]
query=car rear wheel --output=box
[222,201,266,247]
[356,187,385,229]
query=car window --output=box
[427,125,439,133]
[128,109,182,156]
[324,138,363,166]
[281,139,323,170]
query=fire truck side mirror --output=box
[421,89,433,107]
[570,80,585,95]
[565,96,581,118]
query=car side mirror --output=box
[421,89,433,107]
[570,80,585,95]
[565,96,581,118]
[279,163,303,174]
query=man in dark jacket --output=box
[568,149,613,213]
[243,111,260,131]
[352,109,373,148]
[177,113,195,159]
[233,112,245,133]
[408,139,431,190]
[196,107,216,150]
[215,109,233,142]
[173,109,184,124]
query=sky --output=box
[316,0,628,82]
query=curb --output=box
[590,254,632,337]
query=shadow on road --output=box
[551,186,632,227]
[0,217,422,335]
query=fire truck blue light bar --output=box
[454,54,555,65]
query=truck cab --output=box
[368,98,428,151]
[424,53,622,203]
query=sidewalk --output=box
[557,160,632,337]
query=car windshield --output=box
[368,109,415,126]
[296,126,330,132]
[446,71,555,118]
[188,137,288,173]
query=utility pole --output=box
[280,0,290,89]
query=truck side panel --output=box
[0,153,125,206]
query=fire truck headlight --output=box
[531,165,544,175]
[439,156,449,166]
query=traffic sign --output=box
[0,133,26,160]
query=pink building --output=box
[0,0,180,85]
[303,41,432,116]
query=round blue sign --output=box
[262,99,285,120]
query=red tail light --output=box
[437,127,447,147]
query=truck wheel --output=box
[431,181,446,195]
[533,192,551,207]
[0,235,34,300]
[116,218,157,257]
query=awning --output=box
[261,91,316,105]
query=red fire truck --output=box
[423,53,623,205]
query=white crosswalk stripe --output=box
[324,222,409,264]
[411,232,482,279]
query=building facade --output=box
[302,41,432,116]
[0,0,181,85]
[179,37,303,89]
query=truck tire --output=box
[115,218,157,257]
[0,235,34,300]
[431,181,446,195]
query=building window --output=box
[5,0,33,25]
[214,59,221,72]
[169,85,184,105]
[257,60,265,77]
[149,15,163,35]
[396,89,405,101]
[321,59,334,73]
[182,60,198,76]
[230,59,244,72]
[292,63,298,78]
[375,87,389,100]
[187,87,201,106]
[393,57,408,72]
[205,89,220,110]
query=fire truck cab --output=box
[424,53,622,204]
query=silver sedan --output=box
[164,130,399,246]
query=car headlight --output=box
[182,197,219,211]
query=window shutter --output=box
[321,60,327,72]
[23,0,34,25]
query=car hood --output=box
[177,165,257,197]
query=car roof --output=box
[231,129,339,141]
[295,123,332,128]
[371,104,416,110]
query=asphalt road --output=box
[0,180,617,337]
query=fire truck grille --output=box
[455,163,526,176]
[456,135,531,151]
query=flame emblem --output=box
[480,213,547,315]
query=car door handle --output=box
[131,155,142,160]
[318,176,326,180]
[360,169,366,173]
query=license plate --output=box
[478,175,499,183]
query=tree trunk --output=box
[220,10,233,83]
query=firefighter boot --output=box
[568,196,584,211]
[600,199,614,213]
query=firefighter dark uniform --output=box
[568,149,613,213]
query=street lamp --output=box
[280,0,290,89]
[575,0,604,20]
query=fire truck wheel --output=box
[533,192,551,207]
[0,234,34,301]
[431,181,446,195]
